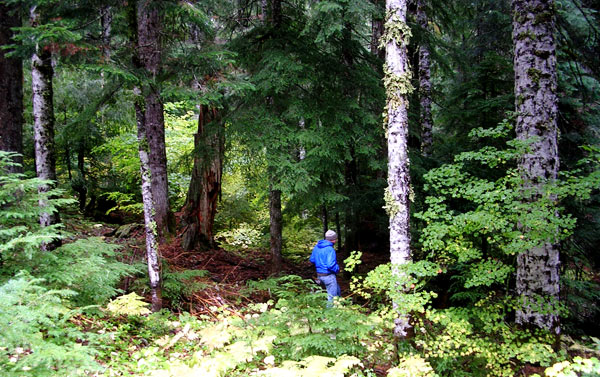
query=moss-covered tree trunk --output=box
[512,0,560,334]
[0,3,23,173]
[384,0,413,338]
[181,105,223,251]
[31,6,60,232]
[417,0,433,157]
[136,0,171,237]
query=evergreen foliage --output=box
[0,272,100,376]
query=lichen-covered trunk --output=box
[417,0,433,157]
[512,0,560,334]
[31,6,59,231]
[385,0,413,338]
[135,99,162,312]
[269,187,283,275]
[0,4,23,173]
[136,0,171,237]
[181,105,223,251]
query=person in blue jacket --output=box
[310,230,341,303]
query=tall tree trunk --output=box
[0,4,23,173]
[101,5,112,62]
[135,99,162,312]
[76,143,87,211]
[269,186,283,275]
[130,2,161,310]
[181,105,223,250]
[371,0,386,60]
[385,0,413,338]
[136,0,171,237]
[261,0,268,22]
[271,0,282,27]
[31,6,60,231]
[322,205,328,237]
[266,0,283,275]
[417,0,433,157]
[512,0,560,334]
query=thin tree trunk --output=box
[181,105,223,250]
[101,5,112,61]
[31,6,60,231]
[271,0,282,26]
[76,143,87,211]
[512,0,560,334]
[135,99,162,312]
[261,0,268,21]
[371,0,386,60]
[136,0,171,237]
[335,211,342,254]
[269,186,283,275]
[130,0,162,311]
[65,143,72,180]
[385,0,413,338]
[322,205,328,238]
[0,3,23,173]
[417,0,433,157]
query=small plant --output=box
[162,268,210,311]
[215,222,264,251]
[106,292,152,316]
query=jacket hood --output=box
[316,240,333,248]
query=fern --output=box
[248,275,385,360]
[106,292,152,316]
[0,272,100,376]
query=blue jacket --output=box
[309,240,340,274]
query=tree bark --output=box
[512,0,560,334]
[76,143,87,211]
[385,0,413,338]
[31,6,60,230]
[269,186,283,275]
[101,5,112,62]
[135,98,162,312]
[371,0,386,60]
[181,105,223,250]
[0,4,23,173]
[417,0,433,157]
[322,205,328,238]
[136,0,171,237]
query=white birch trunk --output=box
[135,96,162,312]
[31,6,59,230]
[385,0,413,338]
[512,0,560,334]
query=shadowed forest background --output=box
[1,0,600,376]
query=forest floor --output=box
[61,216,596,377]
[69,217,389,317]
